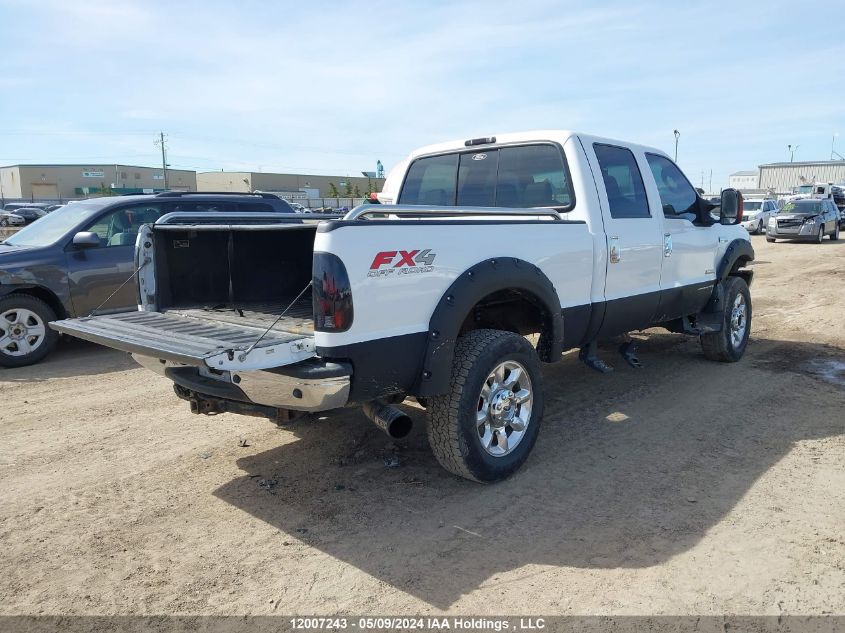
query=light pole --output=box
[673,130,680,162]
[788,144,799,162]
[831,133,839,160]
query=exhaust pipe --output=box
[362,400,413,439]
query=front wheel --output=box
[830,224,839,241]
[755,220,763,234]
[0,294,60,367]
[816,225,824,243]
[427,329,544,483]
[700,277,751,362]
[0,219,8,227]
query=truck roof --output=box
[405,130,669,161]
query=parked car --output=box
[52,131,754,482]
[2,202,51,213]
[0,211,26,227]
[0,191,300,367]
[766,198,840,243]
[8,207,46,225]
[740,199,778,234]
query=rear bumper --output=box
[133,354,351,412]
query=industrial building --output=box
[758,160,845,195]
[0,164,196,202]
[196,171,384,200]
[728,170,759,190]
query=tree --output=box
[328,182,340,198]
[344,181,353,197]
[353,184,361,198]
[365,178,374,196]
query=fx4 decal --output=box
[368,249,437,278]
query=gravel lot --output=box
[1,234,843,616]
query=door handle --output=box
[663,233,673,257]
[609,236,621,263]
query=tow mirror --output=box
[72,231,101,248]
[720,189,743,225]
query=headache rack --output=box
[343,204,563,221]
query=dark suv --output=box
[0,192,299,367]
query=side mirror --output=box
[720,189,743,225]
[72,231,101,248]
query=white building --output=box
[728,170,759,190]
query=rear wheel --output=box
[427,329,544,482]
[700,276,751,363]
[766,237,776,243]
[0,295,59,368]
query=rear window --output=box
[398,144,573,210]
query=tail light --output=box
[313,252,353,332]
[736,191,744,223]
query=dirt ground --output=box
[1,234,843,617]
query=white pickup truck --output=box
[52,131,754,482]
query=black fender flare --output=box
[716,238,754,281]
[414,257,563,397]
[700,239,755,317]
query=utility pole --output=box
[709,169,712,193]
[788,144,799,163]
[154,132,169,190]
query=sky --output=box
[1,0,844,190]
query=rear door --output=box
[584,142,663,336]
[643,153,719,321]
[65,202,165,316]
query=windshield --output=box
[3,201,107,247]
[743,201,763,211]
[781,201,822,215]
[795,185,814,194]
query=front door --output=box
[65,203,164,316]
[585,142,664,337]
[643,153,719,321]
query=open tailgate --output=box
[50,311,315,371]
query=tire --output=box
[766,237,776,243]
[427,329,544,483]
[830,224,839,241]
[0,294,59,368]
[816,225,824,244]
[0,219,8,227]
[755,220,763,235]
[700,276,751,363]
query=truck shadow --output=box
[213,335,844,609]
[0,338,137,382]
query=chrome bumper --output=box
[132,354,350,412]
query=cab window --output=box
[83,204,163,247]
[593,143,650,218]
[398,154,458,206]
[398,144,574,210]
[645,153,698,217]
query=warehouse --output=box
[196,171,384,199]
[758,160,845,195]
[728,170,759,189]
[0,164,196,202]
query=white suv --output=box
[741,199,778,234]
